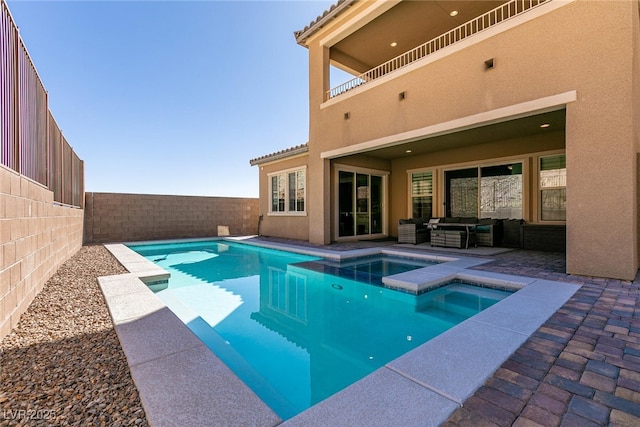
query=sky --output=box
[6,0,336,198]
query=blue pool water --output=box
[291,254,439,286]
[129,241,512,420]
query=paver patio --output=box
[441,249,640,426]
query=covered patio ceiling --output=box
[342,109,566,161]
[331,1,509,74]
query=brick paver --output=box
[442,249,640,427]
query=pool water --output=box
[291,254,439,286]
[129,241,512,420]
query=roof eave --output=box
[249,144,309,166]
[294,0,357,46]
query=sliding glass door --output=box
[338,171,354,237]
[338,170,384,238]
[370,175,382,234]
[355,173,369,235]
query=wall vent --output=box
[484,58,495,70]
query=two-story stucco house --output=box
[251,0,640,281]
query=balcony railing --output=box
[327,0,551,100]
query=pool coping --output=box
[99,238,581,427]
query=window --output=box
[445,168,478,218]
[288,170,305,212]
[410,171,433,219]
[445,162,522,219]
[271,174,285,212]
[270,168,306,214]
[540,154,566,221]
[480,164,522,219]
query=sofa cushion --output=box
[443,217,461,223]
[478,218,497,225]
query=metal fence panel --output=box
[61,136,72,205]
[18,38,48,185]
[48,111,62,201]
[1,0,83,207]
[72,153,83,207]
[0,1,18,170]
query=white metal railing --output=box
[327,0,550,100]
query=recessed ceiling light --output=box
[450,10,459,17]
[405,149,412,153]
[540,123,551,128]
[390,42,397,47]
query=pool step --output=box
[158,284,242,328]
[415,284,509,322]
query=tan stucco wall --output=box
[634,1,640,270]
[0,166,84,340]
[299,0,639,279]
[84,192,259,244]
[388,132,566,234]
[255,155,310,241]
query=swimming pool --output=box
[129,240,512,420]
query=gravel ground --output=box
[0,245,148,427]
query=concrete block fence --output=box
[83,192,259,244]
[0,166,84,340]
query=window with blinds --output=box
[410,171,433,219]
[540,154,566,221]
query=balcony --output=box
[327,0,551,100]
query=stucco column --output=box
[307,155,331,244]
[565,93,638,280]
[307,43,332,244]
[564,0,639,280]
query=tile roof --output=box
[294,0,357,45]
[249,143,309,166]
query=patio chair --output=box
[398,218,431,244]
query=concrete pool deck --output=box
[99,238,582,426]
